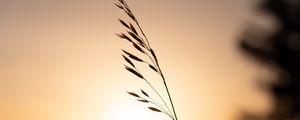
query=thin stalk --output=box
[123,1,174,117]
[123,1,151,48]
[161,73,178,120]
[150,52,178,120]
[162,111,176,120]
[148,100,174,120]
[144,51,173,116]
[134,20,151,49]
[149,96,174,119]
[133,67,174,119]
[118,1,178,120]
[125,1,178,119]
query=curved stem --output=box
[134,21,151,49]
[133,68,173,118]
[148,100,174,120]
[123,1,151,49]
[162,111,175,120]
[144,52,173,116]
[161,74,178,120]
[120,1,178,120]
[149,96,174,119]
[155,57,178,120]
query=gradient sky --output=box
[0,0,273,120]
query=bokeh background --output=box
[0,0,273,120]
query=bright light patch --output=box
[103,102,167,120]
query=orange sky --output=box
[0,0,273,120]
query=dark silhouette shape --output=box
[115,0,178,120]
[239,0,300,120]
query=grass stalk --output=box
[115,0,178,120]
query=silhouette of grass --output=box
[115,0,178,120]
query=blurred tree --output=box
[239,0,300,120]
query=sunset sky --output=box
[0,0,273,120]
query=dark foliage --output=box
[239,0,300,120]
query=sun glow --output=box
[0,0,271,120]
[104,101,169,120]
